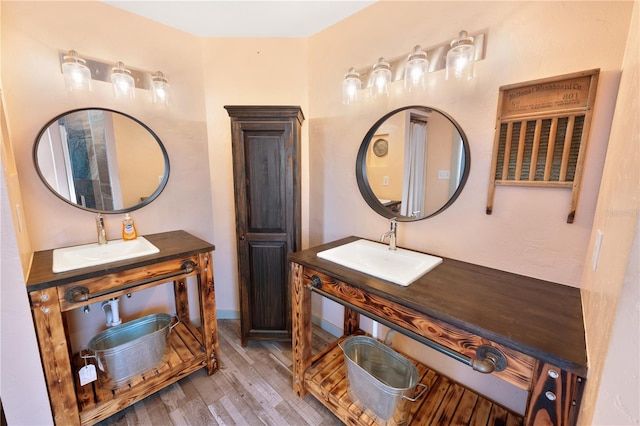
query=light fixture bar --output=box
[58,52,152,90]
[354,33,485,86]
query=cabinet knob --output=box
[239,235,246,241]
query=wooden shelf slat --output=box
[305,341,524,426]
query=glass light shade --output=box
[111,62,135,99]
[370,57,392,98]
[151,71,170,106]
[342,67,362,105]
[446,31,475,81]
[404,45,428,91]
[62,50,92,92]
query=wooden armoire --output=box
[225,106,304,346]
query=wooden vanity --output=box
[290,236,587,425]
[26,230,218,426]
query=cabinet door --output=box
[230,116,300,346]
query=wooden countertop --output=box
[289,236,587,377]
[27,230,215,292]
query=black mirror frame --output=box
[356,105,471,222]
[33,108,170,215]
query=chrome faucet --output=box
[380,217,397,250]
[96,213,107,245]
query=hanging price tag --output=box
[79,364,97,386]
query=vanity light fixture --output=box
[151,71,170,106]
[59,50,172,105]
[369,57,392,98]
[341,30,485,104]
[61,50,92,92]
[446,31,476,81]
[342,67,362,105]
[404,45,429,91]
[111,62,136,100]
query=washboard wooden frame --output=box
[486,69,600,223]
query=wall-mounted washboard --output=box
[486,69,599,223]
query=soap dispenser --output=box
[122,213,138,241]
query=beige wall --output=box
[580,1,640,423]
[1,0,637,424]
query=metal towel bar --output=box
[65,260,197,304]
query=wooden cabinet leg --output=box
[343,307,360,335]
[30,287,80,426]
[291,262,312,397]
[173,277,190,323]
[198,252,220,375]
[525,361,585,425]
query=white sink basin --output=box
[317,239,442,286]
[52,237,160,273]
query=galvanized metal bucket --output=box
[85,313,177,388]
[340,335,427,422]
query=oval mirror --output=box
[33,108,169,214]
[356,106,470,221]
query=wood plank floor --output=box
[95,320,341,426]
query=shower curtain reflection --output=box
[401,118,427,217]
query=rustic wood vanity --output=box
[26,230,218,426]
[290,236,587,425]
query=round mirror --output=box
[356,106,470,221]
[33,108,169,214]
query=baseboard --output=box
[311,315,342,337]
[213,310,342,337]
[215,310,240,320]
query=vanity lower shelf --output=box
[305,339,523,426]
[73,321,206,426]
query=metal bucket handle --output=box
[169,316,180,331]
[337,338,347,352]
[402,383,428,402]
[79,347,104,371]
[80,348,97,361]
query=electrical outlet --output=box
[592,229,603,271]
[438,170,450,179]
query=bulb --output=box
[62,51,92,92]
[370,58,391,98]
[152,71,170,106]
[342,67,361,105]
[111,62,135,99]
[446,31,475,81]
[404,45,428,91]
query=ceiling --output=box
[102,1,376,38]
